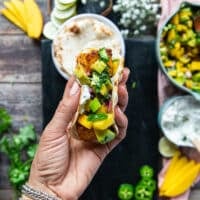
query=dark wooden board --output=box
[41,38,160,200]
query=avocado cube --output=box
[95,129,116,144]
[192,73,200,82]
[89,98,101,112]
[91,60,107,74]
[74,65,90,84]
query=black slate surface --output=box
[41,38,160,200]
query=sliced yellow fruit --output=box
[3,0,26,30]
[10,0,27,30]
[0,8,26,32]
[164,162,200,197]
[24,0,43,39]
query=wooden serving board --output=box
[41,37,160,200]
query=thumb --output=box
[44,77,80,137]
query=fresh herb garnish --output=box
[0,108,12,135]
[91,71,111,94]
[88,113,108,122]
[99,48,109,62]
[0,108,37,195]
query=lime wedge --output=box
[55,0,75,11]
[158,136,178,158]
[52,5,76,20]
[43,21,58,40]
[58,0,76,4]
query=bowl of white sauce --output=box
[158,95,200,147]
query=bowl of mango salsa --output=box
[157,2,200,100]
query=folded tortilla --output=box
[69,48,124,144]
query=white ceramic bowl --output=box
[52,13,125,80]
[158,95,200,148]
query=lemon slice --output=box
[52,6,76,20]
[55,0,75,11]
[43,21,58,40]
[58,0,76,4]
[158,136,178,158]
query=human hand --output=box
[28,68,130,200]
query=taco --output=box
[69,47,124,144]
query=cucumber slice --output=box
[58,0,76,4]
[43,21,58,40]
[158,136,178,158]
[52,6,76,20]
[51,12,66,28]
[55,0,75,11]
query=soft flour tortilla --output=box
[69,48,124,142]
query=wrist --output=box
[21,182,62,200]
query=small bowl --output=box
[52,13,125,80]
[156,2,200,101]
[158,95,200,148]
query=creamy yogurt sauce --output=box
[53,17,122,76]
[161,96,200,146]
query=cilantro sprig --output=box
[0,108,12,135]
[0,108,37,195]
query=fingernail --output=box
[70,81,79,96]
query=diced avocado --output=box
[78,115,93,129]
[99,48,109,62]
[95,129,116,144]
[93,113,114,130]
[74,65,90,84]
[174,76,186,85]
[100,84,108,96]
[89,98,101,112]
[192,73,200,82]
[192,85,200,93]
[91,60,107,74]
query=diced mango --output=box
[93,113,114,130]
[168,70,177,77]
[185,80,193,89]
[78,115,93,129]
[164,60,175,67]
[190,61,200,71]
[167,29,177,42]
[98,104,108,113]
[171,14,179,25]
[100,84,108,96]
[176,24,187,32]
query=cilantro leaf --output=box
[0,108,12,135]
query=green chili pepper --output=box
[138,178,156,192]
[135,184,153,200]
[117,183,134,200]
[139,165,154,179]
